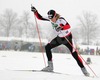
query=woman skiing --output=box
[31,6,90,76]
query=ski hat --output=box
[47,10,56,19]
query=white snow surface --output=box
[0,51,100,80]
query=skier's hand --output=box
[31,6,37,13]
[55,26,63,32]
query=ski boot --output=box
[42,61,53,72]
[81,67,90,76]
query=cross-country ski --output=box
[10,69,95,78]
[9,69,70,75]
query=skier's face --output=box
[50,16,57,22]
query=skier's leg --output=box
[64,39,84,67]
[42,36,61,71]
[45,36,61,61]
[63,35,89,76]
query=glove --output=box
[55,26,63,32]
[31,6,37,13]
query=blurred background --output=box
[0,0,100,55]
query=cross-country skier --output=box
[31,6,90,76]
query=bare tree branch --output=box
[0,9,18,37]
[77,11,100,45]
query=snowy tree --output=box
[77,11,100,45]
[0,9,18,37]
[20,11,39,38]
[20,11,31,37]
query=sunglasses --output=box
[48,14,54,19]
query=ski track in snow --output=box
[0,51,100,80]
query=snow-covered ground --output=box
[0,51,100,80]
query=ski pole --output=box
[31,4,46,67]
[60,31,98,77]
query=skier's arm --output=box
[31,6,49,21]
[60,23,70,30]
[34,11,49,21]
[59,18,71,30]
